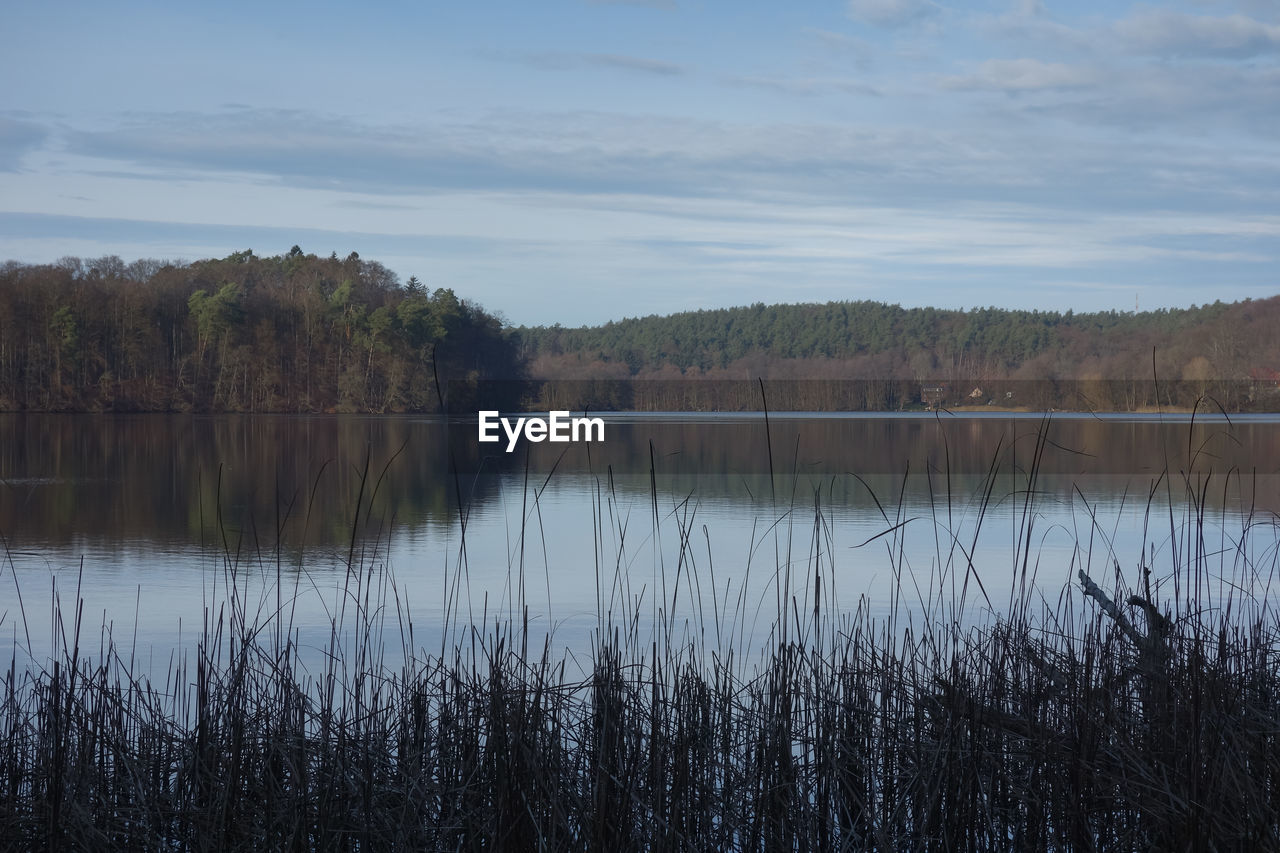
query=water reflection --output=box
[1,413,1277,668]
[3,413,1278,553]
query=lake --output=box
[3,412,1278,669]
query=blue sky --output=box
[2,0,1278,325]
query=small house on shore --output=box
[921,385,948,408]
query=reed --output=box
[1,427,1278,851]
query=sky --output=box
[1,0,1278,326]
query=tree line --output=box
[2,248,1277,412]
[0,248,521,412]
[516,297,1280,410]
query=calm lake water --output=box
[3,412,1279,667]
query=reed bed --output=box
[2,439,1279,851]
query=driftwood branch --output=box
[1077,570,1144,648]
[1078,571,1170,668]
[1127,594,1171,638]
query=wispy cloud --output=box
[1115,9,1280,58]
[503,50,685,76]
[725,75,880,97]
[979,10,1098,55]
[49,108,1024,202]
[1010,0,1046,17]
[581,53,685,75]
[802,28,876,69]
[1030,64,1280,135]
[334,199,421,211]
[847,0,939,28]
[33,103,1276,223]
[0,116,50,171]
[584,0,675,8]
[938,58,1100,92]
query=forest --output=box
[517,297,1280,410]
[0,248,520,412]
[1,248,1277,412]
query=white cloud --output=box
[1034,64,1280,135]
[980,11,1098,55]
[27,101,1276,213]
[802,28,876,70]
[726,75,881,97]
[1186,0,1280,24]
[0,116,50,171]
[1115,10,1280,58]
[584,0,675,8]
[582,53,685,75]
[847,0,938,28]
[507,51,686,76]
[939,58,1100,92]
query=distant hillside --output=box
[519,298,1274,381]
[514,297,1280,410]
[4,246,1276,413]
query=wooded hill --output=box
[1,247,1277,412]
[0,249,520,412]
[516,297,1280,410]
